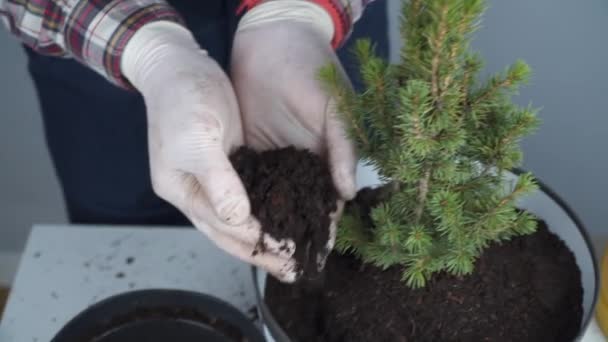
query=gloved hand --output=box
[231,1,358,271]
[121,22,297,282]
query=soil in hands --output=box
[265,187,584,342]
[230,146,338,280]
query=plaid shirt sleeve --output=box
[238,0,377,48]
[0,0,184,88]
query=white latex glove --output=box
[231,1,358,271]
[121,22,297,282]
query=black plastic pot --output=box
[253,168,599,342]
[52,289,264,342]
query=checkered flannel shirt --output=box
[0,0,376,88]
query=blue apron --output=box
[24,0,389,225]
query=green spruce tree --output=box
[320,0,540,288]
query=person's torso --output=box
[165,0,242,69]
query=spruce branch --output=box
[445,245,475,275]
[404,225,433,254]
[470,173,538,233]
[400,0,426,80]
[511,210,538,236]
[336,211,371,257]
[354,39,397,142]
[372,204,403,250]
[460,0,483,31]
[397,80,436,157]
[500,105,540,147]
[471,60,531,106]
[442,1,482,91]
[318,64,371,149]
[402,254,432,288]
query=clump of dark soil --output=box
[265,187,583,342]
[230,147,338,279]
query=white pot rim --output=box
[251,168,600,342]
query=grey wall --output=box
[0,32,67,255]
[0,0,606,260]
[477,1,608,236]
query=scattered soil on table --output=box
[265,187,584,342]
[230,147,338,279]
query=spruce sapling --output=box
[319,0,540,288]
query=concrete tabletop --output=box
[0,224,605,342]
[0,225,257,342]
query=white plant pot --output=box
[252,164,599,342]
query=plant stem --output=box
[471,78,513,106]
[414,167,432,223]
[430,4,449,102]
